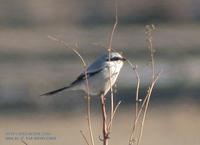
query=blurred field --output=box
[0,24,199,106]
[0,24,200,145]
[0,104,200,145]
[0,0,200,145]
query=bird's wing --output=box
[71,67,104,85]
[71,53,107,85]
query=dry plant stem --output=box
[145,24,156,80]
[128,72,161,145]
[47,36,94,145]
[73,46,95,145]
[129,94,147,145]
[21,139,28,145]
[100,94,109,145]
[136,75,160,145]
[126,60,141,144]
[80,130,90,145]
[84,64,95,145]
[107,0,118,51]
[108,101,121,129]
[136,24,157,145]
[128,25,159,145]
[107,0,118,132]
[126,59,141,144]
[126,60,140,118]
[134,66,140,119]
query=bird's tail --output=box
[40,86,71,96]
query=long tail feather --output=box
[40,86,70,96]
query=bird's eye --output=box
[106,57,120,61]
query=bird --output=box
[41,52,126,96]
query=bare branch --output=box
[136,73,160,145]
[21,139,28,145]
[145,25,156,80]
[100,94,109,145]
[107,0,118,133]
[108,101,121,129]
[126,59,141,117]
[136,24,159,145]
[48,35,94,145]
[48,35,70,49]
[128,24,161,145]
[126,58,142,145]
[72,44,95,145]
[107,0,118,51]
[80,130,90,145]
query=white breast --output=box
[82,61,124,96]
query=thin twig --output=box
[126,59,141,117]
[128,24,161,145]
[146,25,156,80]
[108,101,121,129]
[107,0,118,51]
[125,59,141,145]
[128,72,161,145]
[74,44,95,145]
[136,73,161,145]
[100,94,109,145]
[48,36,95,145]
[98,1,119,144]
[134,66,140,118]
[136,24,158,145]
[21,139,28,145]
[80,130,90,145]
[107,0,118,133]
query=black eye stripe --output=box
[106,57,122,61]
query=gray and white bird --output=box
[41,52,126,96]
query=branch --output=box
[100,94,109,145]
[21,139,28,145]
[126,59,141,118]
[128,24,161,145]
[126,59,141,145]
[107,0,118,51]
[136,72,161,145]
[73,44,95,145]
[136,24,158,145]
[80,130,90,145]
[48,35,94,145]
[107,0,118,133]
[108,101,121,130]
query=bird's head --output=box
[106,52,126,63]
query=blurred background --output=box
[0,0,200,145]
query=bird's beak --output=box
[122,57,126,61]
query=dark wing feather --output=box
[71,68,103,85]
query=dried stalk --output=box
[107,0,118,133]
[80,130,90,145]
[73,44,95,145]
[134,66,140,118]
[48,36,94,145]
[126,59,141,118]
[136,24,158,145]
[136,73,160,145]
[108,101,121,129]
[99,1,119,145]
[21,139,28,145]
[126,59,141,145]
[128,70,160,145]
[100,94,109,145]
[128,24,161,145]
